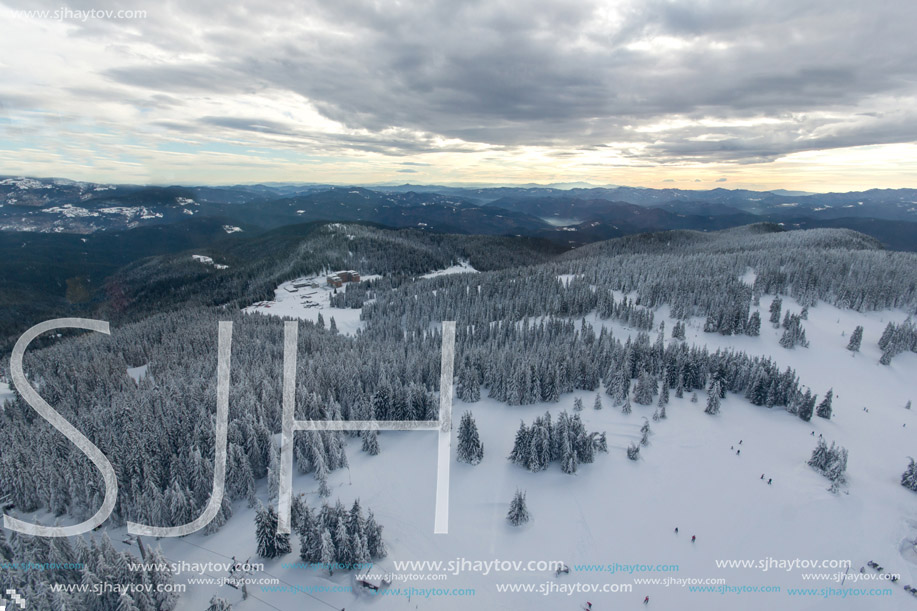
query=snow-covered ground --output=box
[243,274,378,335]
[125,294,917,610]
[192,254,229,270]
[421,260,478,279]
[126,364,149,384]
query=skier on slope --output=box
[691,535,696,543]
[644,595,650,604]
[674,527,679,534]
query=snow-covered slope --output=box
[113,296,916,611]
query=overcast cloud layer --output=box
[1,0,916,188]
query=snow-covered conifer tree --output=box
[705,380,721,415]
[847,325,863,352]
[456,411,484,465]
[507,490,530,526]
[816,389,833,419]
[901,458,917,492]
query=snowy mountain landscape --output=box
[5,0,917,609]
[1,220,915,611]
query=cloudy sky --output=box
[1,0,916,190]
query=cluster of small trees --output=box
[255,504,291,558]
[779,312,809,349]
[878,320,917,365]
[671,320,686,340]
[508,410,607,474]
[793,388,819,422]
[255,497,385,573]
[808,439,849,492]
[702,285,757,337]
[295,498,385,573]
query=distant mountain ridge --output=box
[1,176,914,250]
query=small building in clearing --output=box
[326,270,360,287]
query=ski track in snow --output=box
[106,288,917,611]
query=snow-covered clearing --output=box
[192,254,229,270]
[421,260,478,279]
[126,364,150,383]
[243,274,378,335]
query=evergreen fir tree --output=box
[705,380,721,415]
[658,383,669,407]
[507,490,530,526]
[901,458,917,492]
[798,389,816,422]
[878,322,896,351]
[809,439,848,491]
[594,432,608,453]
[672,320,686,340]
[769,296,782,326]
[561,436,578,474]
[573,397,584,411]
[319,528,335,574]
[456,411,484,465]
[627,442,640,460]
[746,311,761,336]
[824,443,848,490]
[593,392,603,410]
[808,438,829,471]
[847,325,863,352]
[255,504,290,558]
[816,389,833,419]
[365,511,386,559]
[508,421,531,466]
[634,371,655,405]
[207,596,233,611]
[361,430,380,456]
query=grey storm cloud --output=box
[5,0,917,163]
